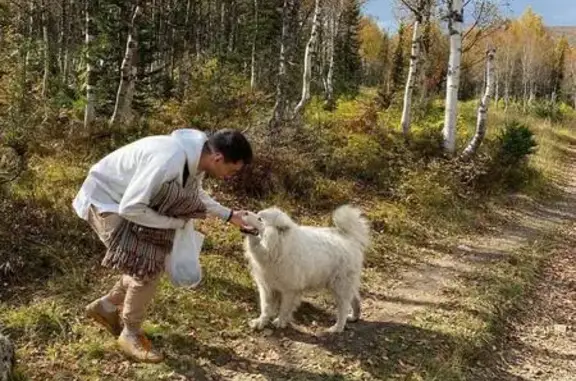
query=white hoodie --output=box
[72,129,231,229]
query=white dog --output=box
[241,205,370,333]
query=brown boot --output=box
[85,298,123,337]
[117,330,164,363]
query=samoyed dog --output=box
[241,205,370,333]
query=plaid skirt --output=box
[90,176,207,280]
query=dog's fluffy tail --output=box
[333,205,370,248]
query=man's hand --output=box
[229,210,258,233]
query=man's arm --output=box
[197,174,233,221]
[118,152,186,229]
[196,176,257,232]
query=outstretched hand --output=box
[229,210,258,234]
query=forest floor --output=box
[2,113,576,381]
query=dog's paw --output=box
[249,317,269,330]
[272,318,289,329]
[327,324,345,333]
[347,313,360,323]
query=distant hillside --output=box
[548,26,576,46]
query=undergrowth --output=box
[1,89,575,380]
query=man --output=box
[73,128,254,363]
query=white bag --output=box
[165,220,204,288]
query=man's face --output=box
[209,153,244,179]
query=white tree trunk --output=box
[400,18,421,136]
[294,0,322,115]
[25,0,34,69]
[324,0,342,110]
[324,22,336,108]
[110,5,142,127]
[269,0,291,130]
[41,0,51,98]
[461,48,496,159]
[494,67,499,107]
[250,0,258,90]
[84,0,96,128]
[442,0,464,154]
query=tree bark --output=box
[40,0,52,98]
[443,0,464,154]
[268,0,292,131]
[400,16,421,136]
[250,0,258,90]
[294,0,322,116]
[461,48,496,159]
[324,0,343,111]
[110,4,143,127]
[25,0,34,71]
[84,0,96,128]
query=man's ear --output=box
[213,152,224,163]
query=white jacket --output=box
[72,129,231,229]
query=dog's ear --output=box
[272,212,293,232]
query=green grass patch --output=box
[2,91,576,380]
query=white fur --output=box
[241,205,370,333]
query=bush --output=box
[326,133,385,181]
[529,100,564,122]
[467,120,538,193]
[395,160,456,209]
[177,58,266,130]
[407,123,445,162]
[495,120,538,166]
[225,145,316,200]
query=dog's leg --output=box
[271,290,282,315]
[348,291,361,322]
[249,283,276,330]
[272,291,298,329]
[328,286,354,333]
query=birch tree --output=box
[323,0,344,110]
[110,3,143,127]
[398,0,432,137]
[84,0,96,128]
[294,0,322,116]
[40,0,52,98]
[250,0,258,90]
[269,0,294,130]
[461,48,496,159]
[442,0,464,154]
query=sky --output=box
[362,0,576,32]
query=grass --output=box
[2,94,576,380]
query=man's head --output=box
[201,129,253,179]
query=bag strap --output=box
[182,162,190,187]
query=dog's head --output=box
[241,207,294,235]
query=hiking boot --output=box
[85,299,123,337]
[117,331,164,363]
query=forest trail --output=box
[199,134,576,381]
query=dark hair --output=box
[208,129,253,165]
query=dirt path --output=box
[5,138,576,381]
[467,142,576,380]
[496,246,576,381]
[200,144,576,380]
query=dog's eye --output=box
[258,217,263,222]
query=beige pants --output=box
[87,205,162,331]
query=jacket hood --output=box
[170,128,208,173]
